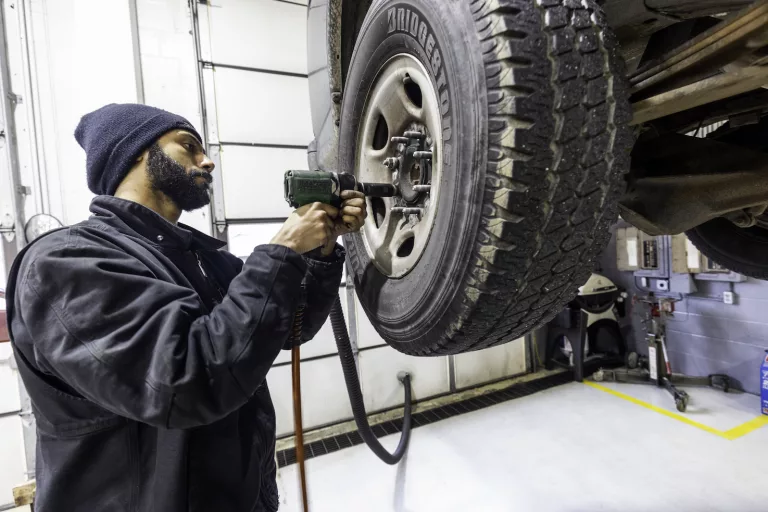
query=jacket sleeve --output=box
[17,230,307,429]
[289,243,345,347]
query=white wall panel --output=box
[212,68,313,146]
[30,0,140,225]
[138,0,202,127]
[454,338,527,390]
[220,145,303,219]
[208,0,308,74]
[0,247,5,289]
[137,0,211,235]
[0,416,25,501]
[272,296,348,365]
[227,222,284,259]
[227,222,346,283]
[358,348,450,413]
[268,357,353,437]
[0,345,21,415]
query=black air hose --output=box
[330,293,412,464]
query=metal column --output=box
[0,0,26,266]
[0,0,35,482]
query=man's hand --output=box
[271,202,338,254]
[320,191,368,256]
[335,190,367,236]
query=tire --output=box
[686,219,768,279]
[685,118,768,280]
[339,0,633,356]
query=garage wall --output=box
[13,0,141,227]
[598,222,768,395]
[136,0,211,234]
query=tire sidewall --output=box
[688,218,768,278]
[339,0,486,348]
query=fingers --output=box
[311,202,340,218]
[337,198,368,234]
[341,205,365,219]
[342,215,360,229]
[340,190,365,200]
[341,197,366,210]
[294,203,314,215]
[307,205,336,234]
[341,196,367,219]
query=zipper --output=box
[195,251,208,277]
[194,251,225,303]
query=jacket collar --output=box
[88,195,226,251]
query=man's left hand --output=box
[320,190,368,256]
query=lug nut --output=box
[413,151,433,160]
[383,158,399,170]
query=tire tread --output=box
[417,0,632,355]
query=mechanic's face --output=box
[146,130,215,212]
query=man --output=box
[5,104,367,511]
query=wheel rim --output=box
[354,53,443,279]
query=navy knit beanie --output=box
[75,103,202,196]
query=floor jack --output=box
[591,294,731,412]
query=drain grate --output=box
[276,370,575,468]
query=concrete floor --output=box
[277,380,768,512]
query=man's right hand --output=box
[270,202,339,254]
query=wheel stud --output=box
[413,185,431,193]
[391,136,409,144]
[413,151,432,160]
[391,207,424,215]
[403,130,425,139]
[383,157,399,170]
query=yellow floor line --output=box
[584,381,768,440]
[722,415,768,440]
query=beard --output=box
[146,143,212,212]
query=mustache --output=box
[190,169,213,183]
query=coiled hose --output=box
[329,293,413,465]
[291,291,413,511]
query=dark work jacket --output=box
[6,195,344,512]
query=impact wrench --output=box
[284,170,414,511]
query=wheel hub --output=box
[354,53,443,278]
[386,126,434,206]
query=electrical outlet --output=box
[656,280,669,291]
[723,291,734,305]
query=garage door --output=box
[193,0,527,437]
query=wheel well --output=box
[341,0,374,91]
